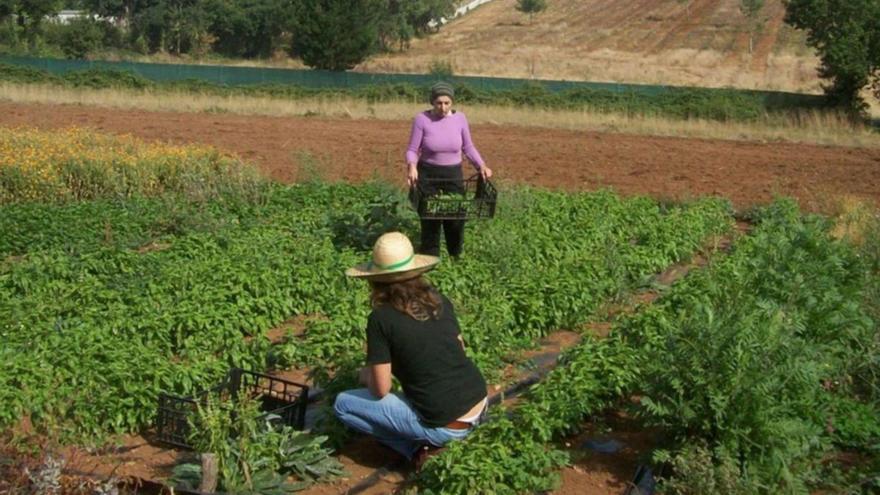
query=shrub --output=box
[623,199,879,492]
[57,18,104,59]
[62,67,154,89]
[656,442,760,495]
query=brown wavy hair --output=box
[369,276,443,321]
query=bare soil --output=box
[553,411,659,495]
[2,102,880,212]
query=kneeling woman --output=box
[334,232,488,462]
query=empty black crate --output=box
[155,368,309,449]
[410,175,497,220]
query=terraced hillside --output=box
[360,0,821,93]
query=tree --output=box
[17,0,62,47]
[784,0,880,114]
[515,0,546,24]
[0,0,16,20]
[202,0,292,58]
[165,0,207,55]
[376,0,456,51]
[58,17,104,58]
[129,0,209,55]
[739,0,764,54]
[402,0,455,35]
[291,0,383,71]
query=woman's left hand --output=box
[479,166,493,181]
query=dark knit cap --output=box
[430,81,455,102]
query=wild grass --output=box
[827,195,880,248]
[0,126,265,203]
[1,82,878,148]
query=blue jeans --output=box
[333,388,475,459]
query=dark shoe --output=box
[412,444,445,471]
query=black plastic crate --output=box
[154,368,309,449]
[409,174,497,220]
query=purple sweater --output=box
[405,111,485,168]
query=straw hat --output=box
[345,232,440,283]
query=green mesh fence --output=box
[0,54,824,109]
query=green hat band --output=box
[368,254,414,271]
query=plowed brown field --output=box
[3,101,879,211]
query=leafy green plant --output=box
[172,393,344,494]
[330,185,417,250]
[417,414,568,495]
[618,198,879,492]
[417,335,638,494]
[428,59,453,79]
[655,442,759,495]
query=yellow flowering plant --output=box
[0,127,265,203]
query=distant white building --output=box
[46,9,118,25]
[429,0,496,28]
[48,10,88,24]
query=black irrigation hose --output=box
[490,350,563,406]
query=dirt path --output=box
[2,102,879,212]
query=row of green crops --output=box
[0,180,732,442]
[414,199,879,494]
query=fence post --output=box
[199,453,218,493]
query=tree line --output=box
[0,0,458,70]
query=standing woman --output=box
[334,232,488,464]
[405,81,493,258]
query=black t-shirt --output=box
[365,294,487,427]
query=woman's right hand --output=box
[406,163,418,187]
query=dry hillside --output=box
[360,0,823,93]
